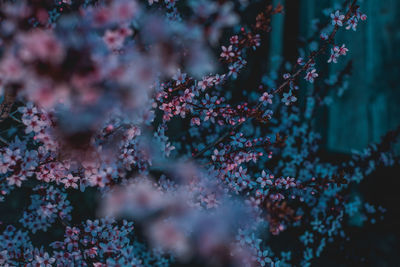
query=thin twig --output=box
[0,135,9,145]
[9,114,22,123]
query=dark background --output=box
[269,0,400,265]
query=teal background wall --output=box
[267,1,400,265]
[326,0,400,152]
[270,0,400,153]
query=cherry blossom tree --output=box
[0,0,398,266]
